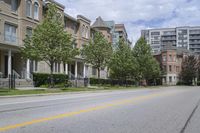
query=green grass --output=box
[0,85,159,96]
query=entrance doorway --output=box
[4,56,13,78]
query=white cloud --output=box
[56,0,200,46]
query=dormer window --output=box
[26,0,32,17]
[34,2,39,20]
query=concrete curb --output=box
[0,89,116,99]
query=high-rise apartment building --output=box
[141,26,200,54]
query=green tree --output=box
[21,4,78,87]
[133,37,160,85]
[197,55,200,82]
[81,32,112,78]
[109,39,137,81]
[180,55,198,85]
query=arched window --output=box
[11,0,18,12]
[85,26,89,38]
[26,0,32,17]
[33,2,39,20]
[82,25,85,37]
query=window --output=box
[169,65,172,72]
[73,43,77,48]
[176,66,179,72]
[163,65,167,72]
[64,64,66,72]
[92,67,96,75]
[162,55,166,61]
[169,76,172,82]
[174,56,176,62]
[54,63,57,72]
[4,23,17,43]
[54,62,60,73]
[34,61,38,72]
[151,32,160,35]
[11,0,18,12]
[34,2,39,20]
[26,0,32,17]
[163,77,166,83]
[82,25,85,37]
[169,55,172,61]
[26,28,32,37]
[85,26,89,38]
[58,63,60,73]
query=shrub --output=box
[33,73,68,87]
[176,81,184,85]
[197,81,200,86]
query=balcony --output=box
[189,40,200,44]
[189,36,200,40]
[0,34,22,47]
[189,31,200,35]
[189,44,200,49]
[161,37,176,41]
[162,32,176,36]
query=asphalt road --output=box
[0,86,200,133]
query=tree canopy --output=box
[132,37,160,83]
[81,32,112,78]
[180,55,198,85]
[109,39,137,80]
[21,3,78,86]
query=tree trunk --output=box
[97,68,100,85]
[50,62,54,88]
[97,68,100,79]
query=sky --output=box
[55,0,200,46]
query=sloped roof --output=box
[92,16,109,28]
[161,44,193,55]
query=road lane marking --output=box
[0,91,177,132]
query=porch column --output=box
[26,59,30,79]
[8,49,12,76]
[75,61,78,78]
[65,64,68,75]
[83,63,86,78]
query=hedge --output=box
[197,81,200,86]
[89,78,136,86]
[33,73,68,87]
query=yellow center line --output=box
[0,91,176,132]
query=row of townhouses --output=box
[0,0,130,85]
[141,27,199,85]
